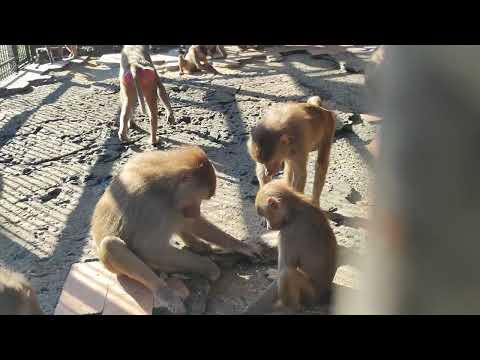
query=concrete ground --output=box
[0,46,378,314]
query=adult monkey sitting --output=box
[91,146,262,314]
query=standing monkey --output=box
[244,180,337,314]
[248,96,336,207]
[91,146,261,314]
[0,268,44,315]
[119,45,175,145]
[178,45,221,75]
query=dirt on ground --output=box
[0,45,377,314]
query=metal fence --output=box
[0,45,35,82]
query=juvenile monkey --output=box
[91,146,261,314]
[178,45,221,75]
[119,45,175,145]
[0,267,43,315]
[244,180,337,314]
[248,96,336,207]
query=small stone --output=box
[39,188,62,203]
[22,168,33,175]
[346,188,362,204]
[349,113,362,125]
[179,116,191,124]
[265,268,278,280]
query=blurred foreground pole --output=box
[336,46,480,314]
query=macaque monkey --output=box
[0,268,43,315]
[248,96,336,208]
[91,146,261,314]
[244,180,337,314]
[119,45,175,145]
[178,45,221,75]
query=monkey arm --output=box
[291,156,308,193]
[186,216,249,253]
[283,161,294,186]
[256,162,272,187]
[217,45,227,58]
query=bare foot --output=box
[118,131,129,143]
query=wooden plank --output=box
[102,275,153,315]
[54,261,114,315]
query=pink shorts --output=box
[122,68,156,89]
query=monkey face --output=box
[264,161,282,177]
[248,128,293,177]
[256,196,287,230]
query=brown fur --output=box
[178,45,221,75]
[205,45,227,59]
[248,96,336,208]
[0,268,43,315]
[119,45,175,145]
[91,145,260,314]
[244,180,337,314]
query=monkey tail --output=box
[307,96,323,107]
[130,65,147,115]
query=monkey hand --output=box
[153,287,187,315]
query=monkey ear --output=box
[280,134,293,145]
[267,197,280,210]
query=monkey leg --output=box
[256,162,272,188]
[118,85,136,143]
[278,267,316,312]
[120,91,136,130]
[283,160,294,187]
[178,232,212,254]
[218,45,227,58]
[98,236,186,314]
[200,62,220,75]
[178,56,187,75]
[244,281,278,314]
[144,85,159,145]
[156,76,175,124]
[98,236,167,291]
[146,245,221,282]
[311,136,333,207]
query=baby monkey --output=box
[248,96,336,208]
[119,45,175,145]
[0,267,43,315]
[244,180,337,314]
[178,45,221,75]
